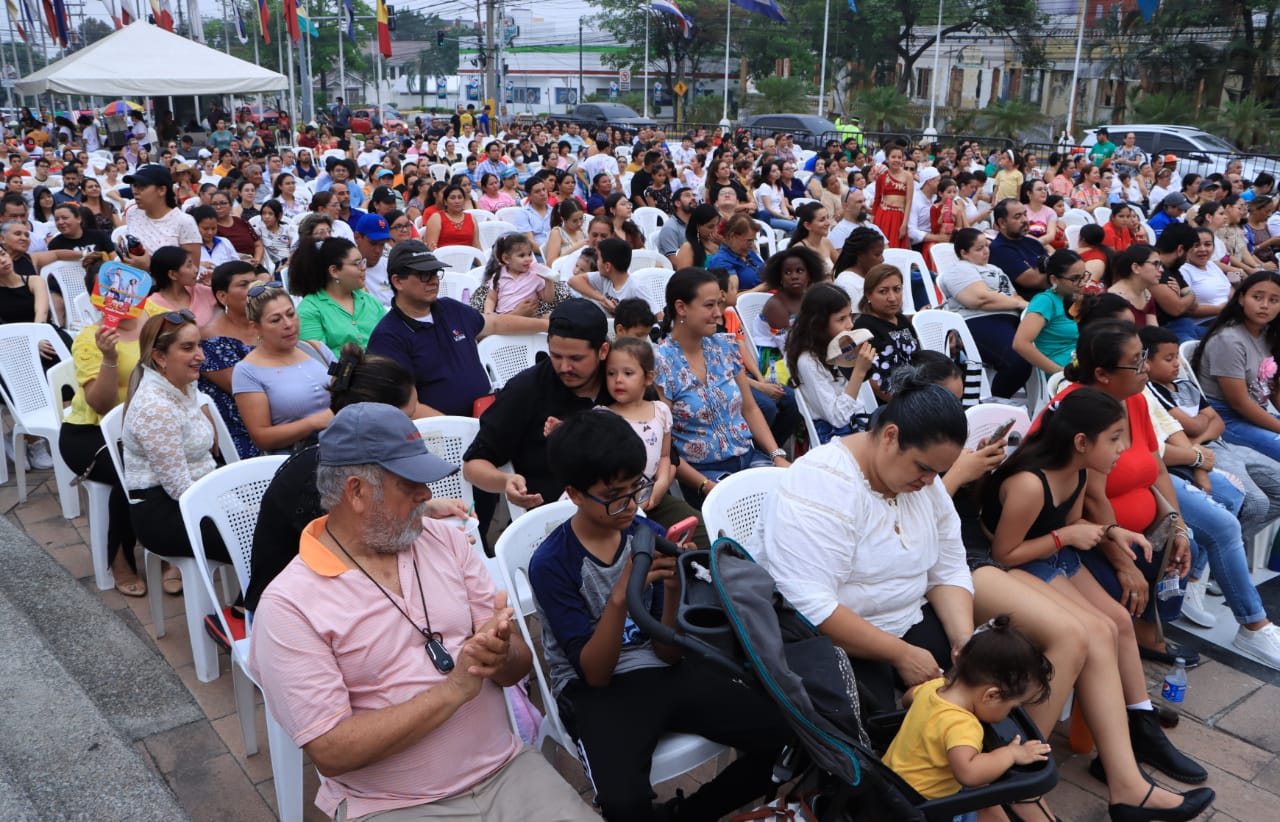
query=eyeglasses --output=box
[390,222,412,231]
[400,269,441,282]
[585,477,654,517]
[346,258,368,270]
[161,308,196,324]
[247,280,284,298]
[1113,349,1149,372]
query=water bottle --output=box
[1161,657,1188,708]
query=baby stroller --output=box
[626,530,1058,822]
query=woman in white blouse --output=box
[122,310,233,592]
[756,370,974,710]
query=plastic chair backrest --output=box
[629,267,673,314]
[1139,222,1156,244]
[629,248,673,271]
[479,220,521,250]
[493,500,580,744]
[834,270,864,307]
[1179,340,1203,392]
[465,208,495,224]
[98,405,131,503]
[734,292,773,351]
[495,206,525,224]
[0,324,71,422]
[43,261,95,333]
[413,416,481,506]
[477,332,548,390]
[551,247,584,281]
[964,403,1031,451]
[1064,224,1082,250]
[930,243,958,275]
[438,270,482,304]
[701,467,787,551]
[881,248,928,314]
[47,358,77,420]
[428,163,449,182]
[201,393,241,465]
[1094,206,1112,225]
[911,311,992,399]
[632,207,667,238]
[433,245,485,272]
[794,388,821,445]
[178,455,289,597]
[1061,208,1093,227]
[73,292,103,329]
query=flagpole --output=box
[282,5,296,137]
[923,0,941,140]
[642,12,650,118]
[719,1,730,126]
[817,0,829,117]
[222,0,231,54]
[253,17,263,119]
[1065,0,1085,144]
[337,11,344,104]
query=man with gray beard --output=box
[249,403,597,821]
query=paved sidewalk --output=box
[3,470,1279,821]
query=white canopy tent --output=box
[14,21,288,97]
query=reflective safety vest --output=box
[835,117,863,150]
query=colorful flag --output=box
[649,0,693,39]
[297,3,319,37]
[186,0,203,41]
[51,0,71,44]
[847,0,856,10]
[7,0,27,39]
[118,0,133,25]
[730,0,786,22]
[341,0,355,42]
[19,0,39,35]
[1136,0,1158,21]
[257,0,270,43]
[233,0,248,42]
[376,0,391,58]
[283,0,299,42]
[149,0,172,30]
[100,0,120,30]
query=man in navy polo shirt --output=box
[988,198,1049,299]
[365,240,547,418]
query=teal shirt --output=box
[1088,140,1116,166]
[298,289,387,353]
[1027,290,1079,369]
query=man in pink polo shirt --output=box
[249,403,597,821]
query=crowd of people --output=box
[11,105,1280,821]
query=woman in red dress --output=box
[871,146,913,249]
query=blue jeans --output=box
[751,385,801,449]
[814,418,854,444]
[965,314,1032,398]
[1207,398,1280,463]
[757,211,798,233]
[1173,474,1267,625]
[1209,440,1280,542]
[1079,540,1183,625]
[1164,316,1207,343]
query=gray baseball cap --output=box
[1162,192,1193,211]
[319,403,457,484]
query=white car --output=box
[1080,124,1279,182]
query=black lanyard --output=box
[325,525,455,673]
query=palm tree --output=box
[1215,98,1278,151]
[1128,92,1204,127]
[750,77,811,115]
[853,87,913,132]
[976,100,1044,141]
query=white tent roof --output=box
[15,21,288,96]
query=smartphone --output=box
[988,418,1017,444]
[665,516,699,546]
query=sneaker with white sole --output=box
[1180,577,1217,628]
[26,438,53,470]
[1233,624,1280,669]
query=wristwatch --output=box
[768,448,787,460]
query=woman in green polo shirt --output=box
[293,237,386,351]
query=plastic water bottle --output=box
[1161,657,1188,708]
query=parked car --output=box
[737,114,839,150]
[1080,124,1280,181]
[353,107,404,131]
[566,103,657,130]
[236,105,279,128]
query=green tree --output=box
[391,9,458,77]
[976,99,1044,140]
[749,76,811,114]
[853,87,913,131]
[1215,97,1278,150]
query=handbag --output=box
[1144,489,1181,645]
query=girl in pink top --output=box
[482,233,556,315]
[145,245,219,326]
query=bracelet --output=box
[768,448,787,459]
[698,479,710,496]
[101,360,117,369]
[1191,447,1204,469]
[1104,523,1120,537]
[1050,530,1063,550]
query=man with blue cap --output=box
[249,402,596,821]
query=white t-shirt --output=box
[584,271,644,303]
[581,152,620,185]
[126,207,200,254]
[363,256,393,307]
[1180,260,1232,307]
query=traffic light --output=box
[437,29,445,48]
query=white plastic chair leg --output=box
[266,705,305,822]
[1251,520,1279,571]
[85,481,114,590]
[176,557,221,683]
[146,550,166,635]
[12,429,27,503]
[231,663,259,756]
[51,450,81,520]
[0,410,8,487]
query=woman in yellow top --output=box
[57,266,146,597]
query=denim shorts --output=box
[1016,548,1081,583]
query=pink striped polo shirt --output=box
[248,515,521,818]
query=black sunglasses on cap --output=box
[247,280,284,298]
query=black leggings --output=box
[848,603,954,714]
[58,422,137,573]
[129,487,232,564]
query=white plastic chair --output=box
[629,267,674,315]
[551,247,585,282]
[1060,208,1094,227]
[632,206,667,239]
[72,292,103,328]
[98,400,233,683]
[1064,224,1082,250]
[753,220,779,258]
[476,332,548,390]
[882,248,936,312]
[493,500,729,786]
[432,245,486,273]
[1139,222,1156,244]
[912,310,993,399]
[177,455,303,822]
[701,467,788,553]
[629,248,673,271]
[0,324,77,517]
[465,207,496,224]
[794,380,876,447]
[964,403,1031,452]
[428,163,449,182]
[834,270,864,308]
[733,292,774,353]
[42,261,96,334]
[790,197,820,210]
[495,206,525,224]
[1094,206,1112,225]
[438,270,482,304]
[413,416,480,506]
[479,219,521,251]
[930,243,958,277]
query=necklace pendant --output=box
[426,634,455,673]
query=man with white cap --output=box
[249,402,597,822]
[907,165,942,250]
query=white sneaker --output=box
[26,438,54,470]
[1180,577,1218,628]
[1233,623,1280,669]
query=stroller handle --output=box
[625,527,746,676]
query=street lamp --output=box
[923,0,943,142]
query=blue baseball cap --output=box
[354,213,390,241]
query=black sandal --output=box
[1006,796,1061,822]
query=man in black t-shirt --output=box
[1151,222,1203,340]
